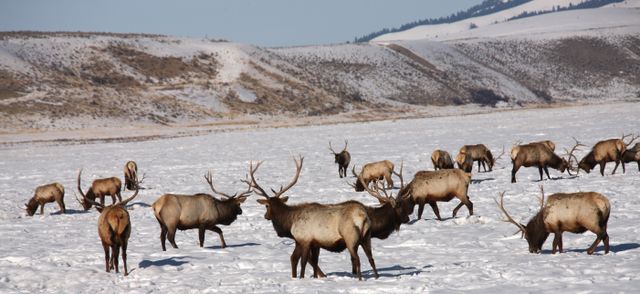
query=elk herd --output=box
[21,133,639,279]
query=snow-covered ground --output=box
[1,103,640,293]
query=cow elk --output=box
[329,140,351,178]
[457,144,494,172]
[77,169,139,275]
[124,161,138,190]
[399,169,473,221]
[152,171,250,250]
[510,139,581,183]
[622,143,640,171]
[455,151,473,173]
[431,150,454,170]
[25,182,66,216]
[76,173,123,210]
[350,160,396,192]
[246,156,378,280]
[578,134,638,176]
[495,187,610,255]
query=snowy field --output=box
[1,103,640,293]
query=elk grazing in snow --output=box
[456,144,495,172]
[455,151,474,173]
[350,160,396,192]
[622,143,640,171]
[77,169,139,275]
[124,161,138,190]
[246,156,378,280]
[25,182,66,216]
[510,140,581,183]
[398,169,473,221]
[152,171,250,250]
[329,140,351,178]
[495,187,610,255]
[579,134,638,176]
[76,174,123,210]
[431,150,454,170]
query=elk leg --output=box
[538,166,544,181]
[417,202,426,219]
[621,160,626,174]
[210,225,226,248]
[477,160,481,172]
[543,166,552,180]
[100,195,106,207]
[57,199,66,214]
[511,164,520,183]
[299,244,310,279]
[122,242,128,276]
[637,161,640,171]
[198,227,206,247]
[112,245,120,273]
[159,224,168,251]
[551,232,560,254]
[102,243,110,273]
[603,232,610,254]
[310,246,325,278]
[428,202,442,220]
[612,161,620,175]
[587,234,603,255]
[167,227,178,249]
[347,244,362,280]
[116,190,122,203]
[385,174,393,189]
[290,244,301,278]
[361,237,379,279]
[39,203,45,215]
[453,198,473,217]
[600,162,606,176]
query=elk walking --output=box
[152,171,250,250]
[329,140,351,178]
[510,140,580,183]
[351,160,396,192]
[579,134,638,176]
[456,144,494,172]
[399,169,473,221]
[76,174,123,210]
[25,182,66,216]
[496,187,610,255]
[246,156,378,280]
[431,150,454,170]
[77,169,139,275]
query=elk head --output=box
[25,198,38,216]
[350,165,366,192]
[204,170,251,224]
[244,156,303,220]
[329,140,348,163]
[495,187,548,253]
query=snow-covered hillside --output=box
[1,103,639,292]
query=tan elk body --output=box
[431,150,454,170]
[400,169,473,220]
[124,161,138,190]
[77,176,123,210]
[622,143,640,171]
[25,182,66,216]
[510,140,579,183]
[496,189,610,255]
[579,135,637,176]
[457,144,494,172]
[351,160,395,191]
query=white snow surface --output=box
[372,1,640,43]
[1,103,640,293]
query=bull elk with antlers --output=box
[579,134,638,176]
[431,150,454,170]
[25,182,66,216]
[622,143,640,171]
[350,160,395,192]
[456,144,495,172]
[76,174,123,210]
[329,140,351,178]
[246,156,378,280]
[152,171,250,250]
[496,187,610,255]
[398,169,473,221]
[77,169,139,276]
[510,139,581,183]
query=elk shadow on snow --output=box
[328,264,429,278]
[471,177,494,184]
[541,243,640,254]
[205,242,260,250]
[533,175,578,182]
[138,256,192,268]
[51,209,88,215]
[126,201,151,208]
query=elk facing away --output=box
[76,173,123,210]
[25,182,66,216]
[329,140,351,178]
[457,144,494,172]
[124,161,138,190]
[351,160,395,192]
[496,187,610,255]
[579,134,638,176]
[399,169,473,221]
[152,171,250,250]
[510,140,581,183]
[77,169,139,275]
[246,156,378,280]
[431,150,454,170]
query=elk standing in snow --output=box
[431,150,454,170]
[76,174,123,210]
[152,171,250,250]
[25,182,66,216]
[350,160,395,192]
[578,134,638,176]
[455,151,473,173]
[510,140,581,183]
[495,187,610,255]
[329,140,351,178]
[456,144,494,172]
[399,169,473,221]
[622,143,640,171]
[246,156,378,280]
[124,161,138,190]
[77,169,139,276]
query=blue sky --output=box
[0,0,483,47]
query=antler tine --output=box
[622,133,639,147]
[204,170,234,199]
[564,137,584,174]
[360,177,389,203]
[342,139,348,152]
[273,156,304,198]
[328,141,337,154]
[77,168,104,209]
[392,160,404,189]
[351,165,359,178]
[538,185,545,211]
[494,191,526,234]
[241,161,270,198]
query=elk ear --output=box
[257,199,269,205]
[280,196,289,203]
[236,195,248,203]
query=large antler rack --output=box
[564,137,585,175]
[622,133,639,147]
[494,191,526,237]
[204,171,251,200]
[243,156,304,199]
